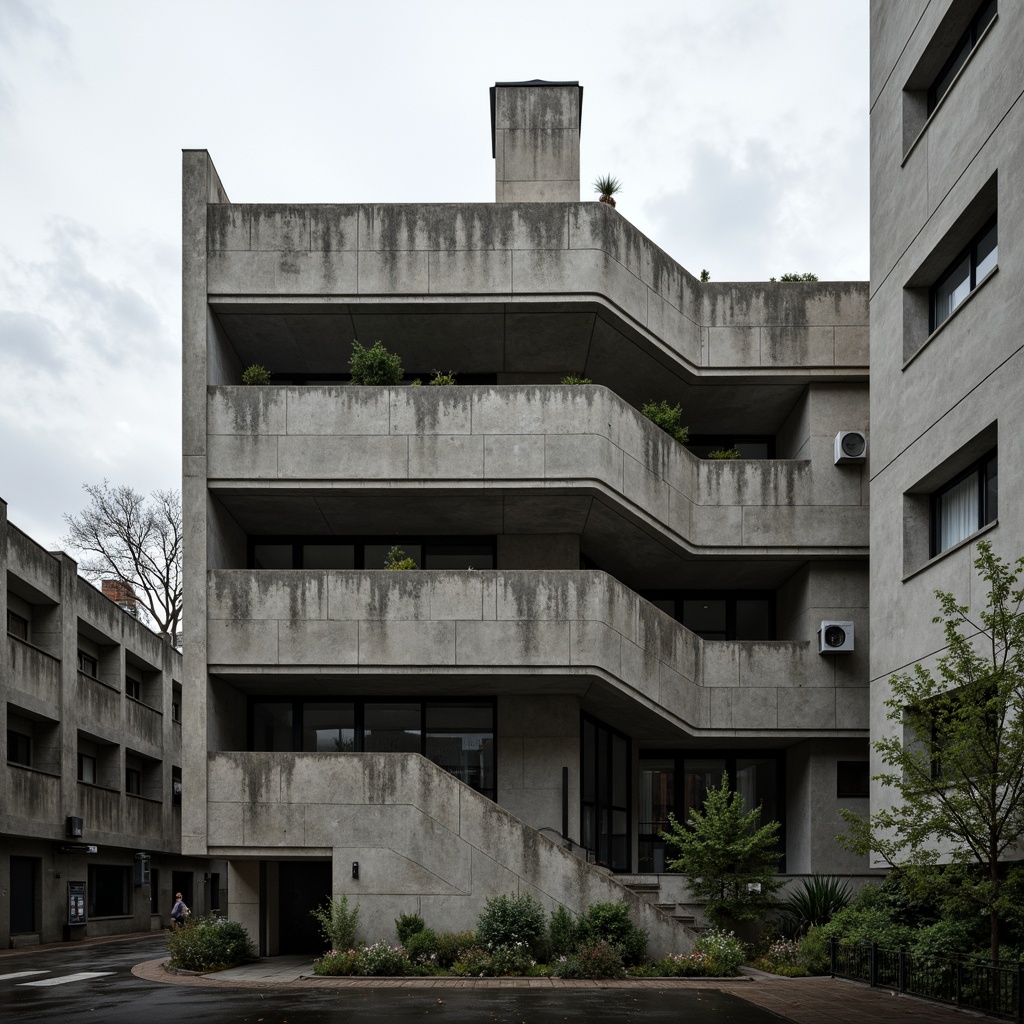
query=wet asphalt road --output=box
[0,937,790,1023]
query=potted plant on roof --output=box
[593,174,622,208]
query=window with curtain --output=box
[932,450,997,556]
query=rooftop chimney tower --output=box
[491,80,582,202]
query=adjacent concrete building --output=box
[1,498,222,947]
[869,1,1018,863]
[182,81,873,955]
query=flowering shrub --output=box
[312,948,361,977]
[452,942,535,977]
[550,940,625,979]
[574,901,647,966]
[356,941,411,976]
[167,915,257,972]
[653,930,747,977]
[752,937,807,976]
[433,931,477,969]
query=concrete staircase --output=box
[620,875,701,934]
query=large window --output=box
[931,450,997,556]
[931,218,997,331]
[88,864,130,917]
[250,698,496,800]
[250,536,496,571]
[643,591,774,641]
[928,1,997,114]
[581,714,630,872]
[638,751,783,873]
[7,609,28,640]
[7,729,32,767]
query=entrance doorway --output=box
[172,871,194,915]
[277,861,331,954]
[10,857,39,934]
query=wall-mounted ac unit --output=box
[818,620,855,654]
[834,430,868,464]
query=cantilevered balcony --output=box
[207,569,867,739]
[207,385,867,560]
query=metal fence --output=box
[830,938,1024,1022]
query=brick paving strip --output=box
[133,958,987,1023]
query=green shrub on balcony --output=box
[384,546,418,570]
[241,364,271,386]
[427,370,457,386]
[641,400,689,444]
[708,448,742,460]
[349,340,403,385]
[560,374,593,384]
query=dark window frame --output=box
[77,752,97,784]
[836,761,870,799]
[686,435,776,460]
[930,448,997,557]
[125,677,141,701]
[87,864,130,918]
[637,748,786,873]
[929,216,998,332]
[580,713,632,872]
[7,729,32,767]
[7,609,29,640]
[125,766,142,796]
[248,535,497,571]
[172,766,182,807]
[77,650,99,678]
[640,589,776,641]
[247,696,497,800]
[927,0,997,114]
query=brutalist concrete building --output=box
[1,498,222,947]
[182,81,872,955]
[869,0,1017,860]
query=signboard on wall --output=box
[68,881,86,925]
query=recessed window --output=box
[7,729,32,767]
[172,766,182,807]
[125,766,142,795]
[249,536,496,570]
[642,591,774,641]
[78,753,97,784]
[88,864,130,917]
[932,449,997,556]
[931,218,997,331]
[78,651,98,678]
[125,677,141,701]
[928,1,997,114]
[837,761,869,799]
[7,610,28,640]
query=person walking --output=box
[170,892,189,929]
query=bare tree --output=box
[63,481,182,643]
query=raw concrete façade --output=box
[868,1,1022,858]
[182,81,873,956]
[0,498,224,948]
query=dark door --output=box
[10,857,38,933]
[277,861,331,954]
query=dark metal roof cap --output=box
[490,81,584,157]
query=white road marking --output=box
[0,971,49,981]
[20,971,115,986]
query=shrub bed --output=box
[167,915,257,972]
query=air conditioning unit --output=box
[818,620,855,654]
[834,430,867,464]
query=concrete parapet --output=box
[207,384,867,556]
[207,569,867,736]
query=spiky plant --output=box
[593,174,622,208]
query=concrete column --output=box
[227,860,261,951]
[491,80,582,202]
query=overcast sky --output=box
[0,0,868,550]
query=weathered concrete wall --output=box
[206,202,867,377]
[206,385,868,556]
[869,2,1023,867]
[208,750,690,955]
[206,570,868,738]
[493,83,581,203]
[497,694,580,839]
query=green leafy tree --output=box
[840,541,1024,961]
[661,774,783,925]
